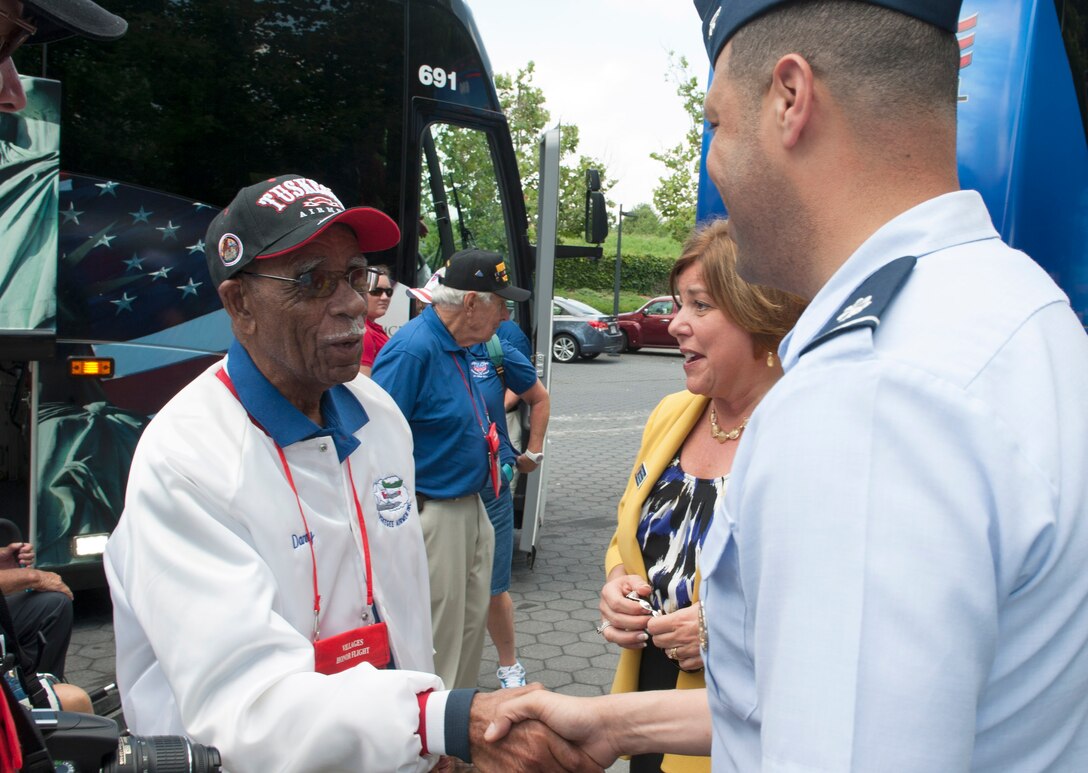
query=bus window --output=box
[419,122,514,280]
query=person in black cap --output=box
[372,248,532,693]
[486,1,1088,770]
[105,178,595,773]
[0,0,126,113]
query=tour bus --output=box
[0,0,575,587]
[695,0,1088,324]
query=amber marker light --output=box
[68,357,115,378]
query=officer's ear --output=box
[219,276,257,337]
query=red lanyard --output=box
[215,368,374,642]
[450,353,490,436]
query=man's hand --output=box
[483,690,618,769]
[0,542,33,571]
[515,453,539,473]
[33,570,73,600]
[646,603,703,671]
[469,686,604,773]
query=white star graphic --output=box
[177,279,203,298]
[96,181,119,196]
[150,266,173,281]
[95,232,116,248]
[157,221,180,240]
[61,202,84,225]
[130,206,153,224]
[110,292,136,314]
[123,254,144,272]
[186,239,205,255]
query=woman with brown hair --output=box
[598,219,805,773]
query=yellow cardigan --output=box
[604,390,711,773]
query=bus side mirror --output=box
[584,169,609,244]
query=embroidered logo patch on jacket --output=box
[373,475,412,527]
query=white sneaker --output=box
[496,662,527,689]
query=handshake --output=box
[464,684,617,773]
[465,683,709,772]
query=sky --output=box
[465,0,712,211]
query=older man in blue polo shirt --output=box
[372,249,531,690]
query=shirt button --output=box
[319,443,329,452]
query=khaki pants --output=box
[419,494,494,689]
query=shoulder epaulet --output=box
[800,255,917,357]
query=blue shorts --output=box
[479,481,514,595]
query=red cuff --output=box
[417,689,434,756]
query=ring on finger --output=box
[667,647,679,660]
[595,620,614,635]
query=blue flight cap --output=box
[694,0,963,65]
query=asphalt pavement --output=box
[65,347,688,767]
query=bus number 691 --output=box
[418,64,457,91]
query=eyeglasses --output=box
[0,8,36,64]
[367,287,394,298]
[243,266,381,298]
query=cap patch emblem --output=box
[494,262,509,283]
[218,234,243,267]
[302,195,343,211]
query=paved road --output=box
[65,348,688,766]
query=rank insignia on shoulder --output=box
[635,463,647,488]
[800,255,917,357]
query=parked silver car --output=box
[551,297,625,362]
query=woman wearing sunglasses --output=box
[360,266,394,376]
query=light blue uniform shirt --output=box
[700,191,1088,771]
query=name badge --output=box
[313,621,391,675]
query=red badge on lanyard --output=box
[311,459,391,674]
[313,621,391,674]
[216,368,391,675]
[485,421,501,497]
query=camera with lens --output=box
[32,709,221,773]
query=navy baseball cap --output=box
[205,174,400,286]
[440,249,531,302]
[695,0,963,66]
[24,0,128,44]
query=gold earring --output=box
[766,351,775,368]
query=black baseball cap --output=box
[440,249,530,302]
[694,0,963,66]
[24,0,128,44]
[204,174,400,286]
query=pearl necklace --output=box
[709,405,749,443]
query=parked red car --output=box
[616,296,679,351]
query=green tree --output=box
[651,53,705,243]
[623,203,666,236]
[495,63,612,242]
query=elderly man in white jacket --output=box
[105,174,600,773]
